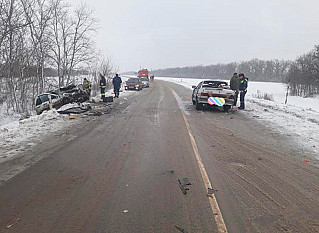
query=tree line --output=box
[0,0,117,114]
[153,45,319,97]
[287,45,319,97]
[153,59,291,82]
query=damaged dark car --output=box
[35,84,90,115]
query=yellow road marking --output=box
[170,88,228,232]
[181,113,228,233]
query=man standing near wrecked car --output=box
[239,73,248,109]
[230,72,240,106]
[100,74,107,100]
[112,74,122,98]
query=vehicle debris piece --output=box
[6,217,20,229]
[175,226,188,233]
[103,96,113,102]
[58,105,91,114]
[69,116,76,120]
[207,188,218,198]
[178,178,192,195]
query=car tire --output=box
[223,105,231,112]
[195,99,201,110]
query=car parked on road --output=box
[124,78,143,91]
[192,80,235,112]
[140,77,150,88]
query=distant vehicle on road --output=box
[140,77,150,88]
[192,80,235,112]
[124,78,143,91]
[138,69,149,78]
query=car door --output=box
[193,82,202,101]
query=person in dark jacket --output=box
[238,73,248,109]
[112,74,122,98]
[99,74,107,100]
[230,72,240,106]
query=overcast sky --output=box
[68,0,319,72]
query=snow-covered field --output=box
[157,77,319,160]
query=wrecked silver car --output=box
[35,84,89,115]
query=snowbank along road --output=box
[0,81,318,233]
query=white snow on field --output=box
[157,77,319,160]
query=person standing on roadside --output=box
[238,73,248,109]
[230,72,240,106]
[99,74,107,100]
[83,78,92,96]
[112,74,122,98]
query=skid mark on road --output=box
[155,90,164,126]
[171,89,228,233]
[171,90,190,116]
[121,101,137,114]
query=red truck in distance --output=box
[138,69,149,79]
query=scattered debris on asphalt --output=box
[207,188,218,198]
[6,217,20,229]
[178,178,192,195]
[175,226,188,233]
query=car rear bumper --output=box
[125,85,140,90]
[197,96,234,106]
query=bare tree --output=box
[47,1,97,87]
[21,0,53,95]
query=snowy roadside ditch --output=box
[0,109,79,164]
[158,77,319,161]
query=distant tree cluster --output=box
[287,45,319,96]
[0,0,115,114]
[153,59,291,82]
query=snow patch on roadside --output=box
[0,109,77,163]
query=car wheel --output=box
[195,99,201,110]
[223,105,231,112]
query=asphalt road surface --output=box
[1,81,318,233]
